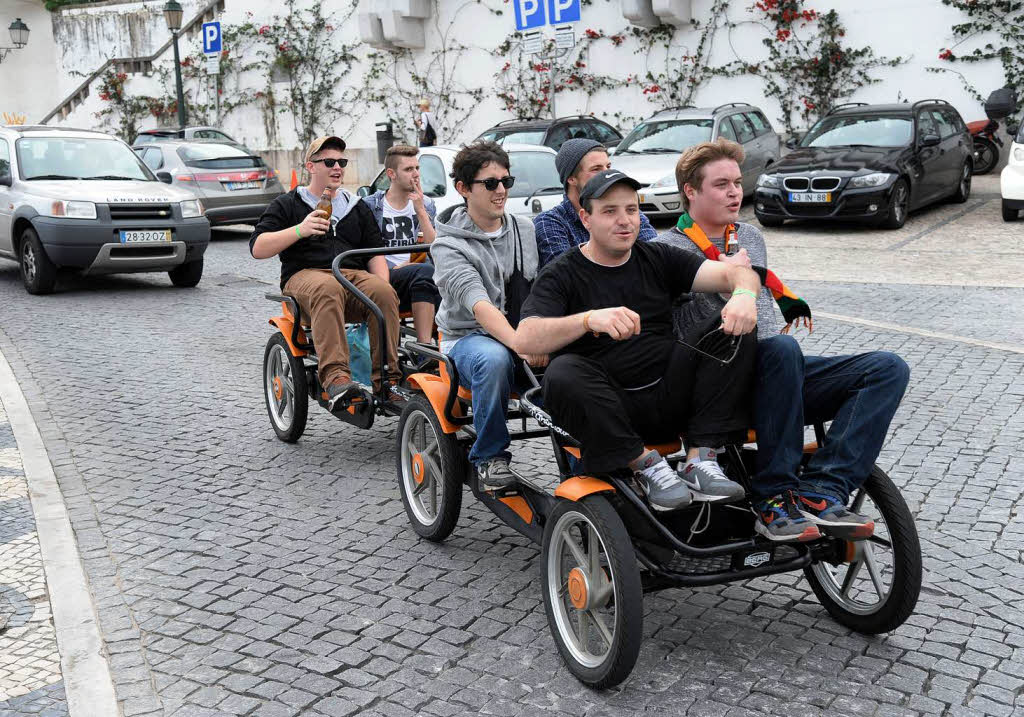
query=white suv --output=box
[0,125,210,294]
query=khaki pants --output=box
[284,268,400,389]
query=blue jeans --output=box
[447,333,516,466]
[752,335,910,502]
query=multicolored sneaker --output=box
[754,492,821,542]
[798,492,874,540]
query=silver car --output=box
[611,103,781,216]
[0,125,210,294]
[133,140,284,226]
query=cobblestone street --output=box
[0,176,1022,716]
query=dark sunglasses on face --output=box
[311,158,348,168]
[470,175,515,191]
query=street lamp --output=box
[163,0,187,128]
[0,18,30,64]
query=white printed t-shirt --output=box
[380,197,419,267]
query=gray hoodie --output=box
[430,206,538,343]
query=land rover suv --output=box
[0,125,210,294]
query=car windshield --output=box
[17,137,152,180]
[802,114,912,147]
[507,150,561,198]
[480,129,547,146]
[616,119,713,154]
[177,143,262,168]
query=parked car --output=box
[754,100,973,229]
[133,140,284,226]
[1000,116,1024,221]
[0,125,209,294]
[610,103,780,216]
[133,126,238,145]
[358,143,564,217]
[476,116,622,152]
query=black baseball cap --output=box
[579,169,643,206]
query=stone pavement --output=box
[0,399,68,715]
[0,184,1020,716]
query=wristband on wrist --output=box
[582,311,592,331]
[732,288,758,301]
[295,225,302,239]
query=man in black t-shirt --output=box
[516,170,762,512]
[250,135,400,409]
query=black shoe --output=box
[326,381,362,412]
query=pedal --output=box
[327,385,371,414]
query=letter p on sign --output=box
[201,21,222,54]
[514,0,545,30]
[548,0,580,24]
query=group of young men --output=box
[249,132,909,544]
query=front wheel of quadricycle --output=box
[263,333,308,442]
[396,396,466,542]
[541,496,643,689]
[805,466,922,634]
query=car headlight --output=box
[649,174,678,190]
[1014,146,1024,163]
[757,174,780,188]
[847,172,894,189]
[180,199,204,218]
[48,200,97,219]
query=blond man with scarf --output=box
[655,139,910,543]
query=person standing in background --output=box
[415,98,437,147]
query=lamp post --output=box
[0,17,30,64]
[163,1,187,128]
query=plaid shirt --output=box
[533,196,658,269]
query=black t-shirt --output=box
[249,189,384,289]
[520,241,705,388]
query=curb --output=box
[0,346,118,716]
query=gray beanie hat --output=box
[555,138,605,188]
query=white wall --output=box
[0,0,59,125]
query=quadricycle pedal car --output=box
[261,249,923,690]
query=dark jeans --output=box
[544,318,757,474]
[390,262,440,312]
[752,334,911,502]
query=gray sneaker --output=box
[678,459,746,502]
[326,380,362,412]
[635,458,693,511]
[478,459,516,491]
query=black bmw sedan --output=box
[754,100,973,229]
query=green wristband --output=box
[295,225,303,239]
[732,288,758,300]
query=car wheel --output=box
[755,213,785,228]
[951,162,972,203]
[19,227,58,295]
[169,256,203,287]
[879,179,909,229]
[1003,200,1020,222]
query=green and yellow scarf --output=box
[677,212,812,329]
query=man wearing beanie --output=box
[534,138,657,268]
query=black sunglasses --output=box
[311,158,349,168]
[470,175,515,191]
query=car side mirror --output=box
[1007,122,1020,137]
[0,173,11,187]
[156,171,173,184]
[785,135,801,150]
[357,185,371,198]
[919,134,941,148]
[605,140,620,149]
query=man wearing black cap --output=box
[516,170,762,512]
[250,135,401,410]
[534,138,657,269]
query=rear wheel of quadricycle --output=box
[263,333,309,443]
[396,396,466,542]
[805,465,922,634]
[541,496,643,689]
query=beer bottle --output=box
[317,189,333,222]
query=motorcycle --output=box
[968,119,1001,176]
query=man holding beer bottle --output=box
[250,136,401,411]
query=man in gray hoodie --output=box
[430,141,541,491]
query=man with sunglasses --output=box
[250,135,401,409]
[656,139,909,541]
[430,141,540,491]
[515,170,760,513]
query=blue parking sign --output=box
[201,21,222,54]
[514,0,546,30]
[547,0,580,24]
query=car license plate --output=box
[119,230,171,244]
[788,192,831,203]
[226,180,261,190]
